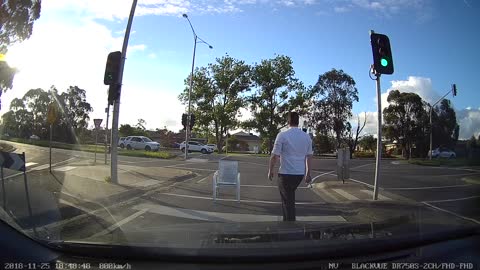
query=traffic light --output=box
[108,84,120,105]
[452,84,457,96]
[104,51,121,85]
[190,114,196,129]
[182,113,188,130]
[370,33,394,75]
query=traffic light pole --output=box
[373,71,382,201]
[111,0,137,183]
[428,87,456,160]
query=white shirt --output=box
[272,127,313,175]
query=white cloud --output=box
[148,53,157,59]
[334,6,350,13]
[379,76,441,110]
[334,0,432,20]
[457,108,480,140]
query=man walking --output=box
[268,112,313,221]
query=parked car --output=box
[29,134,40,140]
[429,147,456,159]
[206,144,217,151]
[124,136,160,151]
[179,141,213,154]
[118,137,126,148]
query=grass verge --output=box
[408,158,480,167]
[1,137,176,159]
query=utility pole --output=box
[110,0,137,183]
[372,70,382,201]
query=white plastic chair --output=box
[213,160,240,203]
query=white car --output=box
[179,141,213,154]
[124,136,160,151]
[429,147,456,159]
[206,144,217,151]
[29,134,40,140]
[118,137,126,148]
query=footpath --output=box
[1,159,195,231]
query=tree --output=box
[307,69,359,149]
[1,0,42,93]
[243,55,307,152]
[346,112,366,157]
[359,135,376,152]
[23,88,49,137]
[313,133,335,154]
[179,55,251,152]
[431,99,459,149]
[383,90,428,159]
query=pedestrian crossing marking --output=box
[53,166,76,172]
[132,203,347,223]
[332,188,359,200]
[360,189,392,200]
[31,164,50,171]
[25,162,38,167]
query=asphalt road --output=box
[1,141,479,242]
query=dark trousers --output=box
[277,174,304,221]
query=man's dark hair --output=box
[287,111,299,126]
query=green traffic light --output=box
[381,58,388,67]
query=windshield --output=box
[0,0,479,261]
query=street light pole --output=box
[185,36,197,160]
[182,14,213,160]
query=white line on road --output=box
[25,162,38,167]
[89,209,149,238]
[239,184,309,189]
[133,203,345,223]
[4,157,78,180]
[196,175,211,184]
[332,189,359,200]
[53,166,76,172]
[360,190,391,200]
[384,184,472,190]
[423,195,480,203]
[422,202,480,225]
[159,192,326,205]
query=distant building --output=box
[231,131,261,153]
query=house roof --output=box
[232,131,260,141]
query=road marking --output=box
[360,189,391,200]
[30,164,50,171]
[89,209,149,238]
[196,175,211,184]
[332,189,359,200]
[311,187,340,202]
[384,184,472,190]
[4,157,77,180]
[158,192,326,205]
[133,203,345,223]
[239,184,309,189]
[423,195,480,203]
[53,166,76,172]
[346,177,375,188]
[422,202,480,225]
[25,162,38,167]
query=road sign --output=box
[47,103,57,124]
[94,119,103,129]
[0,151,26,171]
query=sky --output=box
[2,0,480,139]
